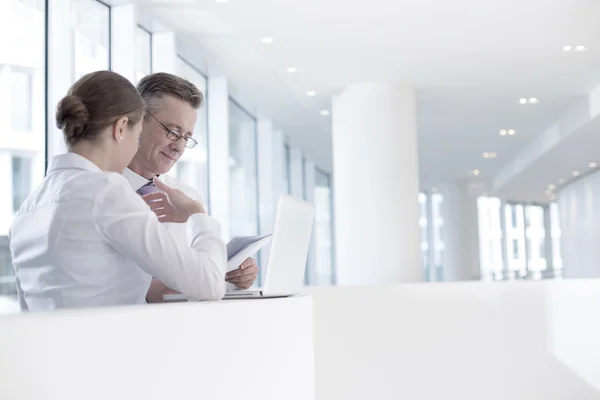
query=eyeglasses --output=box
[147,111,198,149]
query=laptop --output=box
[163,194,315,301]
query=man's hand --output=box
[226,258,259,290]
[141,178,205,223]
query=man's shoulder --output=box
[160,174,201,201]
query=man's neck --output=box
[127,161,156,180]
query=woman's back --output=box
[10,153,151,310]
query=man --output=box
[123,72,258,302]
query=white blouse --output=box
[9,153,226,311]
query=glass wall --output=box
[477,196,504,280]
[72,0,110,80]
[228,99,259,239]
[431,193,444,280]
[0,0,46,295]
[418,193,429,278]
[477,197,561,280]
[167,56,210,208]
[313,169,335,285]
[283,143,291,194]
[524,205,547,279]
[134,25,151,83]
[419,191,444,281]
[550,202,563,277]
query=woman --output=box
[9,71,226,311]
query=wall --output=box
[0,296,314,400]
[310,281,600,400]
[556,170,600,278]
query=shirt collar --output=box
[122,167,155,191]
[46,153,103,174]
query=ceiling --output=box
[129,0,600,199]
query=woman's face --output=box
[121,118,144,171]
[111,114,144,173]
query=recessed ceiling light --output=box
[519,98,538,105]
[590,162,597,168]
[261,37,274,44]
[573,170,580,177]
[287,67,297,73]
[482,152,497,159]
[469,169,480,176]
[508,129,516,136]
[320,110,330,116]
[576,45,588,52]
[499,129,507,136]
[306,90,316,97]
[548,184,556,190]
[563,45,573,52]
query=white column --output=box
[332,83,421,284]
[256,122,286,280]
[207,77,230,240]
[47,0,74,157]
[439,181,481,281]
[303,159,317,284]
[110,4,136,83]
[151,32,177,74]
[289,148,304,199]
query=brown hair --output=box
[56,70,145,146]
[136,72,203,116]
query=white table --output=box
[0,295,314,400]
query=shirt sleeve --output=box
[92,175,227,301]
[168,180,238,293]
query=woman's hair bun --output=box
[56,94,89,140]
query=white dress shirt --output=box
[122,168,237,293]
[9,153,227,311]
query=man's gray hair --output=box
[136,72,203,116]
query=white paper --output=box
[226,234,272,272]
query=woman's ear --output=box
[112,116,129,142]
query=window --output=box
[0,0,46,298]
[314,169,335,285]
[504,204,526,277]
[550,202,563,276]
[228,99,258,239]
[431,193,444,276]
[418,192,444,281]
[419,193,430,277]
[283,144,291,194]
[525,205,547,279]
[72,0,110,80]
[10,69,33,132]
[12,157,32,213]
[135,26,151,83]
[477,196,503,280]
[166,56,210,209]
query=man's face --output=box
[136,95,197,176]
